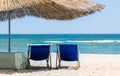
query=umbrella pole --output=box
[8,11,11,52]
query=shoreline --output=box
[0,53,120,76]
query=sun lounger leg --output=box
[49,53,52,68]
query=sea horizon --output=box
[1,33,120,35]
[0,34,120,54]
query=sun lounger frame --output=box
[27,44,52,69]
[56,44,80,69]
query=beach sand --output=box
[0,53,120,76]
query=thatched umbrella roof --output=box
[0,0,105,21]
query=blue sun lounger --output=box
[56,44,80,69]
[27,44,51,69]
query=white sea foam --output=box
[44,40,120,43]
[67,40,92,43]
[115,40,120,42]
[67,40,120,43]
[44,41,63,43]
[93,40,114,43]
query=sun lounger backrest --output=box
[59,44,78,61]
[29,45,50,60]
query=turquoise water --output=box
[0,34,120,54]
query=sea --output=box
[0,34,120,54]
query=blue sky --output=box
[0,0,120,34]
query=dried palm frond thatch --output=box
[0,0,105,21]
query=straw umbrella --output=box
[0,0,105,52]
